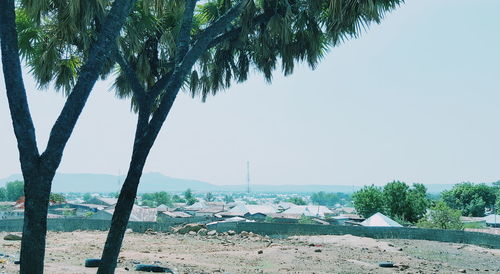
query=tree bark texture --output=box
[20,172,53,273]
[1,0,137,273]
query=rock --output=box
[3,234,22,241]
[240,231,249,236]
[257,250,263,254]
[458,269,466,273]
[84,258,101,267]
[227,230,236,236]
[398,264,410,271]
[125,228,133,233]
[134,264,174,273]
[314,249,322,253]
[197,228,208,236]
[207,230,217,236]
[176,223,205,234]
[14,260,20,265]
[188,231,197,236]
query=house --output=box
[85,197,118,206]
[91,204,157,222]
[361,212,402,227]
[159,211,191,218]
[282,205,334,218]
[48,203,105,216]
[0,209,24,219]
[156,204,179,212]
[485,214,500,227]
[194,207,224,217]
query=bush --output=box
[298,215,315,224]
[417,201,463,230]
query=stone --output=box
[240,231,249,236]
[227,230,236,236]
[207,230,217,236]
[125,228,133,233]
[197,228,208,236]
[314,249,322,253]
[3,234,22,241]
[257,250,263,254]
[176,223,205,234]
[188,231,197,236]
[458,269,466,273]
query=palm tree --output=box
[3,0,404,273]
[0,0,137,273]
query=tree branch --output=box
[175,0,198,65]
[207,12,273,50]
[143,0,251,144]
[146,0,197,105]
[41,0,137,171]
[114,49,147,106]
[180,0,250,72]
[0,0,40,168]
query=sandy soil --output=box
[0,230,499,273]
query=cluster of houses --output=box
[1,196,499,229]
[0,196,363,225]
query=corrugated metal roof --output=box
[361,212,402,227]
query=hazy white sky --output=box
[1,0,499,186]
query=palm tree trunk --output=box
[19,172,52,274]
[97,149,149,273]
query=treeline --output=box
[138,189,235,207]
[0,181,66,204]
[352,180,500,229]
[0,181,24,202]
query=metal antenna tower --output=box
[246,161,250,193]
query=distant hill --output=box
[0,173,455,194]
[0,173,216,193]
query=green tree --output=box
[352,185,385,218]
[0,187,7,201]
[287,197,307,205]
[441,182,497,217]
[141,191,173,207]
[298,215,315,224]
[417,201,463,230]
[82,193,92,203]
[311,192,339,206]
[404,183,430,223]
[205,192,215,202]
[49,193,66,204]
[223,194,235,203]
[6,180,24,201]
[383,181,409,219]
[184,189,198,206]
[172,194,186,203]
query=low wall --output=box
[207,222,500,249]
[0,217,217,233]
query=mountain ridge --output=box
[0,173,455,194]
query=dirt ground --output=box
[0,230,499,273]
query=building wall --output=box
[0,217,218,233]
[207,222,500,249]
